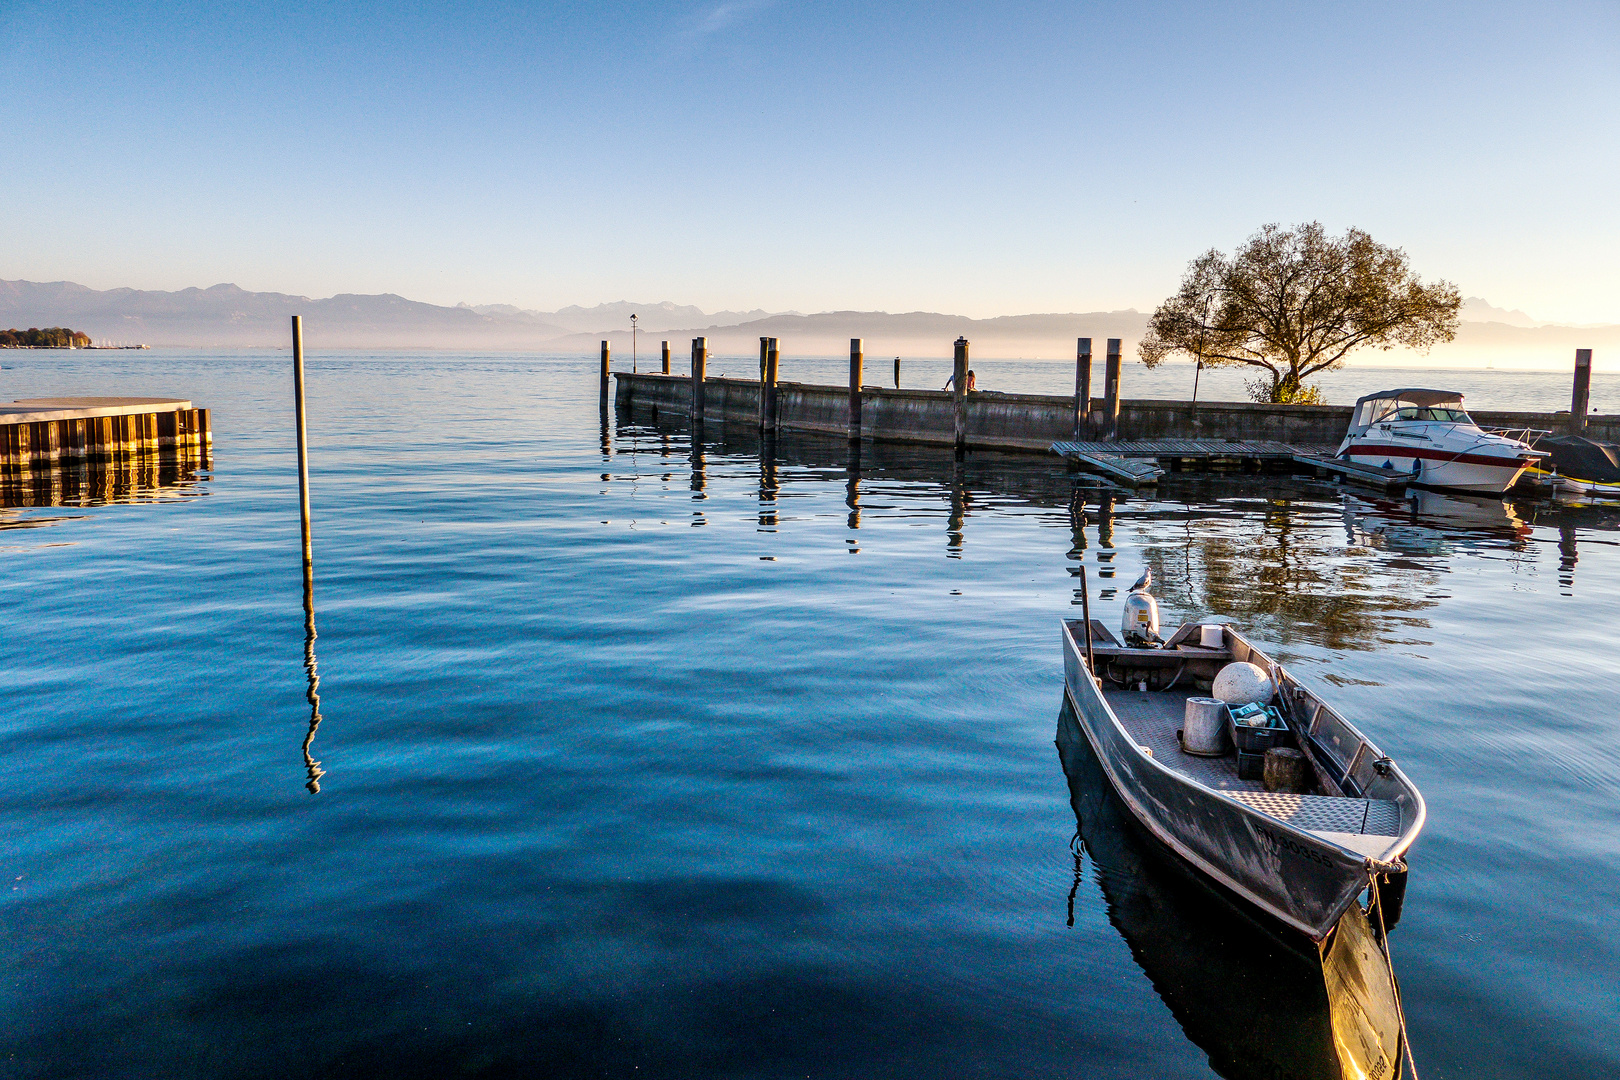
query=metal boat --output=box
[1336,388,1544,494]
[1060,616,1426,941]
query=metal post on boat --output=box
[691,337,707,422]
[1075,337,1092,441]
[1104,338,1122,441]
[1079,563,1096,675]
[953,337,969,456]
[1572,349,1593,435]
[599,340,610,409]
[661,340,670,375]
[290,316,313,568]
[849,338,863,442]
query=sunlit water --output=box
[1,353,1616,1079]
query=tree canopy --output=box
[1138,223,1461,403]
[0,327,93,348]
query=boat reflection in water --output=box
[1058,698,1397,1080]
[1345,488,1532,556]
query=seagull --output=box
[1130,567,1152,593]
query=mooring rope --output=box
[1370,870,1420,1080]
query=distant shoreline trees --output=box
[1139,223,1462,404]
[0,327,93,348]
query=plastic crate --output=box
[1236,750,1267,781]
[1227,704,1290,753]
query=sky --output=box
[2,0,1618,323]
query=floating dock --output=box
[0,397,211,473]
[1051,439,1411,493]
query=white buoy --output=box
[1212,662,1275,706]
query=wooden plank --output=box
[1291,453,1408,493]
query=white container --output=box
[1182,697,1229,756]
[1199,624,1224,648]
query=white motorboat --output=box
[1336,389,1544,494]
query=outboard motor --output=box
[1121,567,1162,646]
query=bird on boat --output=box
[1130,567,1152,593]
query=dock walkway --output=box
[1,397,210,473]
[1051,438,1408,493]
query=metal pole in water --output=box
[1572,348,1593,435]
[1104,338,1122,441]
[599,340,610,408]
[849,338,863,442]
[1075,337,1092,441]
[953,337,969,456]
[291,315,313,566]
[661,340,670,375]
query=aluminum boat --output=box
[1336,388,1544,494]
[1060,617,1426,941]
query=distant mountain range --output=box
[2,279,1615,365]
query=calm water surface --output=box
[1,354,1617,1079]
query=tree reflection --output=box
[1133,495,1441,652]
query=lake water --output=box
[2,353,1617,1079]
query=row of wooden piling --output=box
[598,334,1130,452]
[0,408,211,473]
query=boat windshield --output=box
[1385,406,1473,423]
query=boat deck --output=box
[1101,686,1401,838]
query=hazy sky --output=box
[3,0,1617,322]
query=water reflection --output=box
[1058,699,1341,1080]
[301,553,325,794]
[0,452,210,513]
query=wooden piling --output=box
[759,337,770,429]
[849,338,863,441]
[1573,349,1593,434]
[599,341,611,408]
[1104,338,1122,441]
[661,340,671,375]
[1075,337,1092,441]
[691,337,708,420]
[893,355,901,389]
[953,337,969,454]
[291,315,313,565]
[765,338,781,433]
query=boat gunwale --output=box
[1060,620,1426,936]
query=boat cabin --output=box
[1345,389,1474,438]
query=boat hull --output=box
[1062,628,1372,941]
[1340,443,1530,494]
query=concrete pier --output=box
[0,397,211,473]
[612,372,1618,455]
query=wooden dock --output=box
[1048,442,1166,486]
[0,397,211,474]
[1289,452,1410,493]
[1052,439,1409,493]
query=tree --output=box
[1138,223,1461,403]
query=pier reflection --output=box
[609,404,1620,650]
[0,451,210,513]
[1057,700,1341,1080]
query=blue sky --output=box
[3,0,1617,321]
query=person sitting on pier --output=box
[943,369,977,392]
